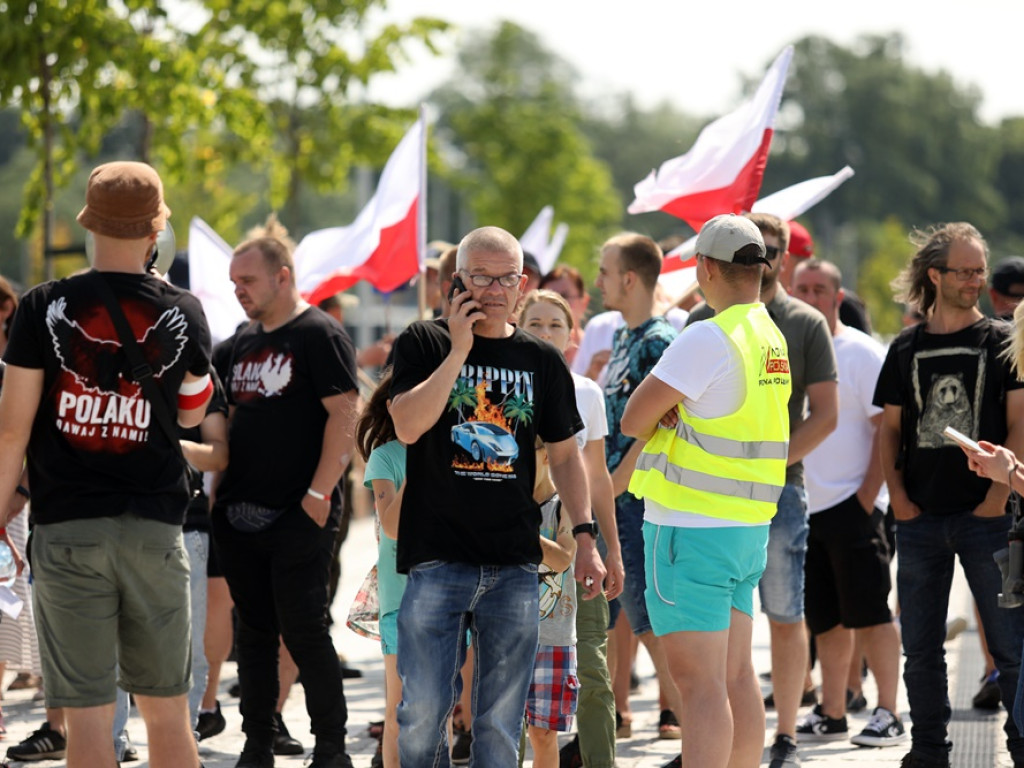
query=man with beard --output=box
[874,222,1024,768]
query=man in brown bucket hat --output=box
[0,161,212,768]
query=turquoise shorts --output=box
[380,611,399,656]
[643,521,769,634]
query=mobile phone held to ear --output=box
[447,275,467,303]
[943,425,982,453]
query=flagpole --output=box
[416,104,428,320]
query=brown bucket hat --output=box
[77,161,171,239]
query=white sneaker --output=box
[851,707,907,747]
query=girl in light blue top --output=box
[356,368,405,768]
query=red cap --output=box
[788,220,814,258]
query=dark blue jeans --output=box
[212,509,347,750]
[896,511,1024,762]
[397,561,539,768]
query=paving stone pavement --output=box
[0,515,1013,767]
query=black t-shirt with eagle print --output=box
[4,271,212,525]
[213,306,358,513]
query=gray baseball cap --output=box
[695,214,768,266]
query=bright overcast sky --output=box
[365,0,1022,126]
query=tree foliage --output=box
[0,0,447,241]
[428,21,621,277]
[764,34,1003,247]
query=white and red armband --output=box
[178,373,213,411]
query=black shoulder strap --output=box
[91,272,185,465]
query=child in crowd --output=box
[355,369,406,768]
[526,437,579,768]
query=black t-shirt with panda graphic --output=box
[873,317,1023,515]
[214,306,358,512]
[390,319,583,573]
[3,271,212,525]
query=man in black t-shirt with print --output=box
[0,162,211,768]
[212,235,359,768]
[389,226,605,768]
[874,222,1024,768]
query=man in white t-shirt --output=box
[792,258,906,748]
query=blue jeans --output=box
[897,511,1024,762]
[758,483,809,623]
[397,561,539,768]
[113,530,210,756]
[609,494,652,635]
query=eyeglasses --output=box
[764,245,782,261]
[460,271,523,288]
[935,266,988,281]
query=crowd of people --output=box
[0,159,1022,768]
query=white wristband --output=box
[306,487,327,501]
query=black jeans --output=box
[213,507,347,749]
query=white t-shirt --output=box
[572,372,609,450]
[803,325,889,514]
[571,309,690,384]
[644,318,761,527]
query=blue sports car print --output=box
[450,421,519,465]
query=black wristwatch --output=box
[572,521,598,540]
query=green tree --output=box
[0,1,448,275]
[764,34,1003,249]
[857,217,915,337]
[429,21,621,277]
[582,95,705,242]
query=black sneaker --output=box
[767,734,799,768]
[272,713,303,756]
[558,735,582,768]
[795,704,848,742]
[197,701,227,741]
[852,707,907,747]
[370,740,383,768]
[899,751,950,768]
[235,740,274,768]
[661,755,682,768]
[6,722,67,761]
[451,728,472,765]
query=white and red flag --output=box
[520,205,569,275]
[628,47,793,231]
[188,216,247,345]
[295,116,425,303]
[656,166,856,300]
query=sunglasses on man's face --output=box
[764,245,782,261]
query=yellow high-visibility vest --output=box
[629,303,791,524]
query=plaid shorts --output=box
[525,644,579,731]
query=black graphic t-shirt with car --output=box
[391,319,583,573]
[873,318,1022,515]
[3,272,212,525]
[214,307,358,512]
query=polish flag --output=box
[628,47,793,231]
[295,116,425,303]
[656,166,856,299]
[187,217,247,345]
[520,206,569,275]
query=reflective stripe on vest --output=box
[635,451,785,503]
[672,421,788,461]
[628,303,791,524]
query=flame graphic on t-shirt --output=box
[472,381,512,431]
[449,381,516,473]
